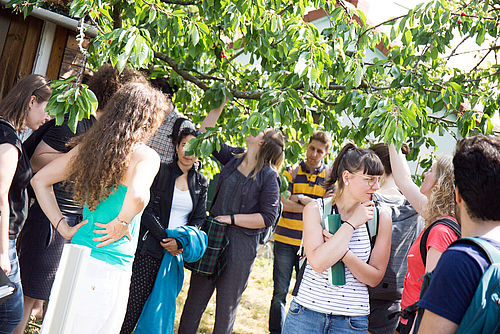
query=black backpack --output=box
[394,217,461,334]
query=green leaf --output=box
[191,25,200,46]
[294,52,308,77]
[196,21,210,34]
[172,10,185,17]
[353,64,363,88]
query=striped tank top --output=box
[294,198,371,316]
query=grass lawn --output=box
[26,241,295,334]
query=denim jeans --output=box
[0,239,24,333]
[269,241,300,334]
[282,300,368,334]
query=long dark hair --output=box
[324,142,384,202]
[0,75,52,131]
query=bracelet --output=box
[343,220,355,230]
[230,214,235,225]
[340,249,350,260]
[117,217,130,226]
[55,217,65,231]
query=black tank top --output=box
[0,119,33,239]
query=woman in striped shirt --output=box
[283,143,392,334]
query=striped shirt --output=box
[274,160,327,246]
[294,199,371,316]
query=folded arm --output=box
[31,147,84,240]
[342,207,392,287]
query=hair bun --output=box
[401,143,410,155]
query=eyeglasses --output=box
[350,172,381,187]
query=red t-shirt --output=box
[400,218,459,322]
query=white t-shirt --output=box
[167,186,193,229]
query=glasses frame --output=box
[349,172,381,187]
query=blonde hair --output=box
[424,155,455,225]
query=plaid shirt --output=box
[185,217,229,276]
[147,107,194,163]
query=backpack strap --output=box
[420,217,461,268]
[321,198,333,229]
[365,206,379,248]
[454,237,500,264]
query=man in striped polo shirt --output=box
[269,131,332,334]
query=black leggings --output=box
[120,253,162,334]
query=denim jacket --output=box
[137,161,208,259]
[211,141,280,235]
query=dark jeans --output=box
[269,241,300,334]
[0,239,23,333]
[178,226,259,334]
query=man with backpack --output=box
[417,134,500,333]
[269,131,331,334]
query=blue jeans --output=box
[269,241,300,334]
[0,239,24,333]
[283,300,368,334]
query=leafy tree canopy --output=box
[7,0,499,172]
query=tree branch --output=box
[445,34,470,65]
[159,0,196,5]
[155,51,210,91]
[428,114,457,125]
[112,1,123,29]
[471,38,498,72]
[207,49,245,76]
[359,14,407,39]
[446,44,500,58]
[309,90,336,105]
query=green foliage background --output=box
[7,0,499,177]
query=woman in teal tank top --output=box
[31,82,169,334]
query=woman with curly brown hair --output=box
[0,74,51,332]
[31,82,168,333]
[14,64,146,334]
[388,144,459,334]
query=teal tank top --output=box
[71,184,143,271]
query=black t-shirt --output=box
[41,116,95,216]
[0,119,33,239]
